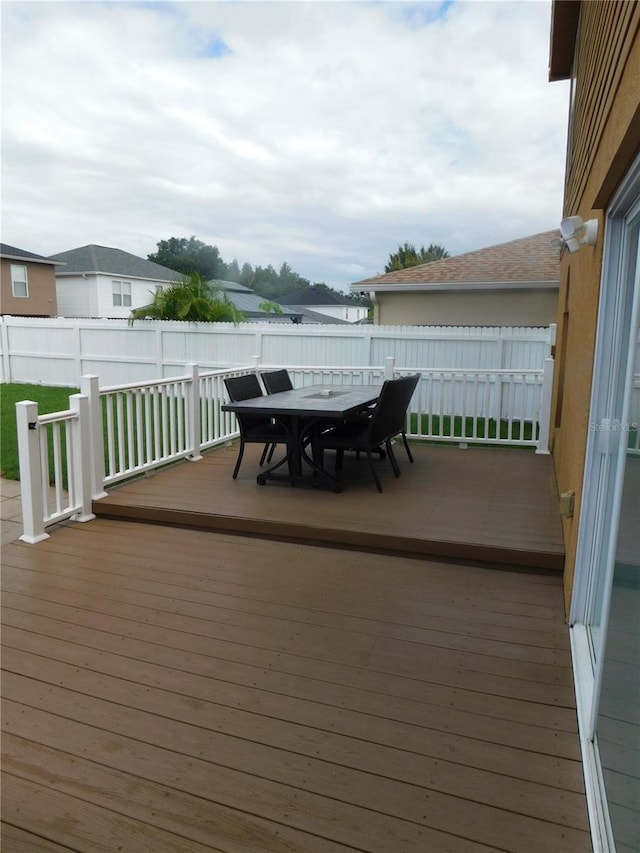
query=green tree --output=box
[224,258,242,282]
[239,262,255,287]
[385,242,449,273]
[129,273,244,324]
[148,236,223,279]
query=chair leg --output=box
[365,450,383,492]
[402,431,414,462]
[386,439,401,478]
[233,439,246,479]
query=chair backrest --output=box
[224,373,263,403]
[366,374,420,446]
[261,369,293,394]
[224,374,268,432]
[389,373,420,435]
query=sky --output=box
[1,0,570,290]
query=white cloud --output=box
[1,0,569,288]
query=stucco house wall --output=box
[0,245,59,317]
[549,1,640,605]
[376,289,559,326]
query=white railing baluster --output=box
[126,391,135,471]
[106,395,116,478]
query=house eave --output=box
[548,0,580,82]
[1,253,65,267]
[350,280,560,295]
[55,271,175,283]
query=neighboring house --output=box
[0,243,60,317]
[351,231,561,326]
[548,2,640,850]
[50,244,180,319]
[276,288,369,323]
[210,281,304,323]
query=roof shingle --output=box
[353,231,561,288]
[49,244,180,282]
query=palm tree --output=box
[129,273,244,324]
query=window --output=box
[11,264,28,298]
[112,280,132,307]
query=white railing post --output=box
[80,374,108,498]
[0,316,11,384]
[186,363,202,461]
[69,394,96,522]
[536,356,555,454]
[16,401,49,543]
[252,354,261,371]
[384,356,395,380]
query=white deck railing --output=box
[15,356,554,541]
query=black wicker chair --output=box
[223,374,288,479]
[261,369,294,394]
[316,374,420,492]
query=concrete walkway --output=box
[1,477,24,545]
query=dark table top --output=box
[221,383,381,419]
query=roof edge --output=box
[1,251,64,267]
[351,280,560,294]
[548,0,581,82]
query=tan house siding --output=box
[550,2,640,609]
[376,289,558,327]
[564,1,640,216]
[0,257,58,317]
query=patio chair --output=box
[316,373,420,492]
[261,369,293,394]
[223,374,289,479]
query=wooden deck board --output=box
[94,443,565,570]
[1,520,589,852]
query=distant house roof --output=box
[277,288,356,307]
[351,231,561,293]
[292,307,352,325]
[50,244,180,282]
[210,281,303,322]
[1,243,63,266]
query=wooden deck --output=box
[1,512,590,852]
[94,443,565,571]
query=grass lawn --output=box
[0,383,79,480]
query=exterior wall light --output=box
[559,215,598,253]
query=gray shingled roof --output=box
[210,280,303,321]
[49,244,180,282]
[352,231,561,291]
[1,243,62,265]
[277,288,357,307]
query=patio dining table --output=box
[222,382,381,491]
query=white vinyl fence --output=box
[0,315,554,387]
[15,357,555,542]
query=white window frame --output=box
[112,280,132,307]
[570,150,640,853]
[11,264,28,298]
